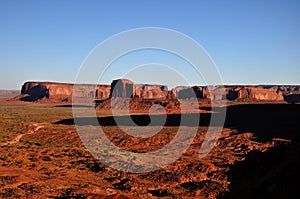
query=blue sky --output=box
[0,0,299,89]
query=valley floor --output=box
[0,99,299,198]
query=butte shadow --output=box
[53,104,300,143]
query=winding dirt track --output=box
[2,123,44,146]
[0,123,46,189]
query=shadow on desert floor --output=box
[54,104,300,143]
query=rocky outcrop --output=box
[110,79,136,98]
[277,85,300,94]
[135,84,168,99]
[110,79,169,99]
[20,80,170,103]
[18,80,300,104]
[173,85,285,102]
[20,82,110,102]
[95,85,111,99]
[278,86,300,104]
[225,86,284,102]
[172,86,205,99]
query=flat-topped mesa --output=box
[110,79,169,99]
[225,86,284,102]
[73,84,111,99]
[20,82,110,102]
[21,82,72,101]
[172,85,289,102]
[172,86,206,99]
[135,84,169,99]
[19,80,300,104]
[277,86,300,94]
[110,79,136,98]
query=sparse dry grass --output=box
[0,99,297,198]
[0,100,223,198]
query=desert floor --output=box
[0,98,299,198]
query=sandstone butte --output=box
[17,79,300,105]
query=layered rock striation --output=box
[19,80,300,104]
[20,82,110,102]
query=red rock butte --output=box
[19,79,300,104]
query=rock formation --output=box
[20,82,110,102]
[135,84,168,99]
[18,80,300,104]
[173,85,285,102]
[110,79,136,98]
[224,86,284,102]
[110,80,169,99]
[172,86,205,99]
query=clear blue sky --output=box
[0,0,299,89]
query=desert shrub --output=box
[15,159,23,167]
[0,156,8,161]
[42,156,52,161]
[0,176,17,186]
[0,188,18,198]
[29,156,37,162]
[57,188,87,199]
[86,161,103,172]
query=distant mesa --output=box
[20,82,110,103]
[16,79,300,104]
[0,90,19,96]
[110,79,136,98]
[110,79,169,100]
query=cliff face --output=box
[136,84,169,99]
[172,86,205,99]
[110,79,169,99]
[110,79,136,98]
[225,86,284,102]
[173,86,286,102]
[19,80,300,104]
[21,82,53,101]
[20,82,110,102]
[20,80,169,102]
[95,85,111,99]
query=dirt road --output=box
[1,123,44,146]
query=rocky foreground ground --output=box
[0,98,299,198]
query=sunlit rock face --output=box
[135,84,169,99]
[224,86,284,102]
[172,85,286,102]
[95,85,111,99]
[19,80,299,104]
[21,82,110,102]
[248,87,284,101]
[21,82,73,101]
